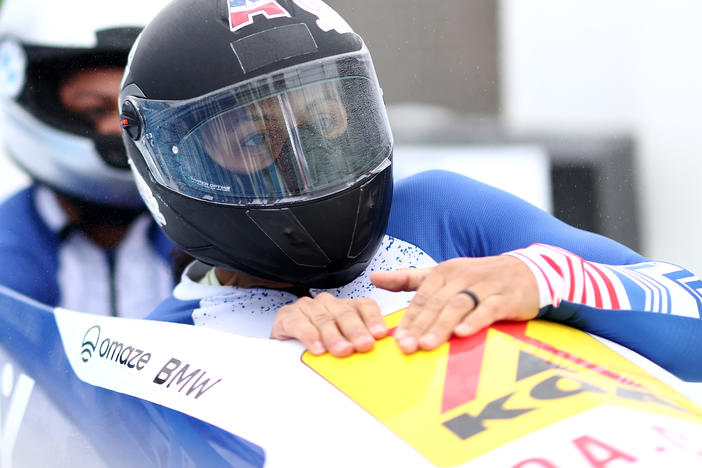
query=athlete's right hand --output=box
[270,293,387,357]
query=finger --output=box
[419,290,479,350]
[454,296,505,337]
[354,297,387,339]
[335,306,376,353]
[301,297,354,357]
[395,272,448,352]
[400,280,474,352]
[271,304,325,355]
[315,293,375,353]
[370,267,432,292]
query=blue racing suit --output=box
[149,171,702,379]
[0,185,174,317]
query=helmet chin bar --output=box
[94,135,130,170]
[149,162,394,289]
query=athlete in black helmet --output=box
[124,0,702,374]
[121,0,391,289]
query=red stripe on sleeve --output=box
[513,253,556,304]
[585,269,603,308]
[565,255,577,302]
[541,254,564,278]
[588,263,621,309]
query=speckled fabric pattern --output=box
[188,236,437,337]
[311,235,436,312]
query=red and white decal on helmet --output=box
[228,0,291,33]
[292,0,353,34]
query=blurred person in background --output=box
[0,0,175,317]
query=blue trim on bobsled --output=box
[0,286,264,468]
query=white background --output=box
[501,0,702,275]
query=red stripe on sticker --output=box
[441,328,491,413]
[441,321,641,414]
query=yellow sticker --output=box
[303,312,702,467]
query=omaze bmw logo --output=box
[80,325,151,370]
[79,325,221,400]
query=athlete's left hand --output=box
[370,255,539,354]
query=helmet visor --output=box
[128,49,392,205]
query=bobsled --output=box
[0,285,701,467]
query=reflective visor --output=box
[128,49,392,205]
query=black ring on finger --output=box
[459,289,480,311]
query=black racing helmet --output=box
[121,0,394,288]
[0,0,171,208]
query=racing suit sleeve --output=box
[388,170,648,266]
[505,243,702,381]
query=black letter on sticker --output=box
[530,375,605,400]
[443,393,534,440]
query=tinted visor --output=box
[129,49,392,205]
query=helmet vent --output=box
[246,208,330,267]
[230,23,318,74]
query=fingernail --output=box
[354,335,375,352]
[399,336,418,353]
[310,341,325,355]
[455,324,472,336]
[419,333,438,348]
[332,341,352,356]
[370,324,387,336]
[394,328,407,340]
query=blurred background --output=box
[1,0,700,273]
[325,0,702,273]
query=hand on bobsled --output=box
[370,255,540,354]
[270,293,388,357]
